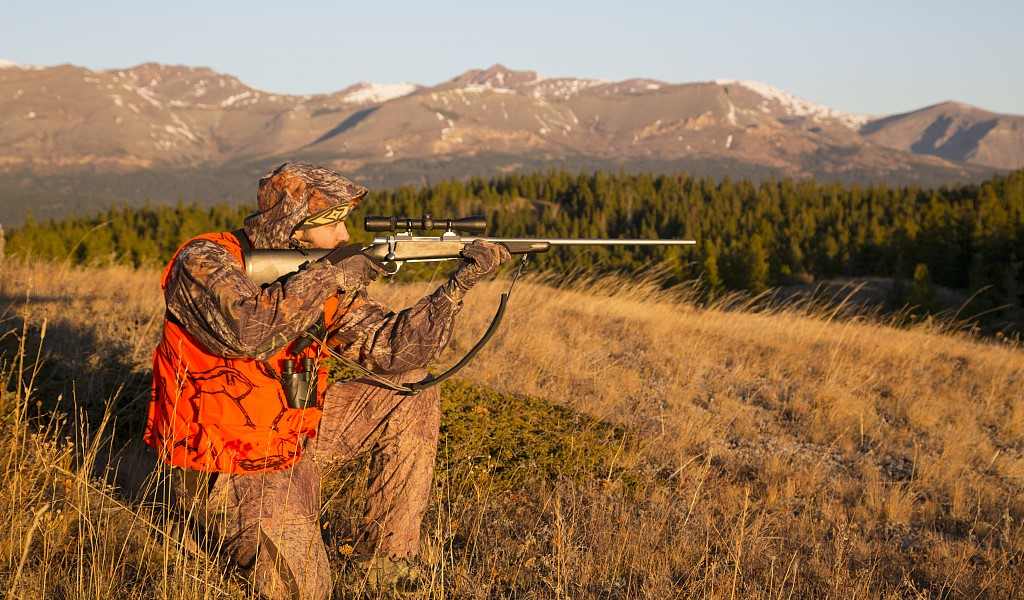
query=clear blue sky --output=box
[3,0,1021,115]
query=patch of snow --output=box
[715,79,870,129]
[221,91,252,107]
[164,115,198,143]
[126,85,163,108]
[14,89,23,99]
[138,89,162,108]
[170,114,198,141]
[0,59,44,70]
[459,84,514,95]
[529,78,606,100]
[169,100,188,107]
[535,114,552,136]
[384,144,394,158]
[726,100,737,126]
[435,112,445,121]
[646,83,661,90]
[25,111,36,119]
[110,94,124,107]
[440,125,460,142]
[725,134,733,149]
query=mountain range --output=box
[1,60,1022,225]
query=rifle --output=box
[245,214,696,284]
[245,215,696,395]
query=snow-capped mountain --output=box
[0,61,1019,223]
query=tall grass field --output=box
[1,258,1022,598]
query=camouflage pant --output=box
[172,371,440,600]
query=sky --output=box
[3,0,1022,116]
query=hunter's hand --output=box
[449,240,512,294]
[325,252,385,292]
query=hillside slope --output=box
[1,260,1022,597]
[862,102,1024,169]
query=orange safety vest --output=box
[144,232,339,473]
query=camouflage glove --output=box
[441,240,511,303]
[325,252,385,292]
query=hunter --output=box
[144,162,509,598]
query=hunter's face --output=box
[292,220,350,248]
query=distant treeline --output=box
[7,169,1024,327]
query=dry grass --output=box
[1,257,1022,598]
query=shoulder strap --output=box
[230,228,253,256]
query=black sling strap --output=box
[230,228,253,256]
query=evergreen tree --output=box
[703,240,723,297]
[747,235,771,294]
[909,263,935,312]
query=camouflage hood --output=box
[243,162,368,249]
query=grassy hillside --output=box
[0,258,1022,598]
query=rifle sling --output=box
[312,254,529,396]
[397,291,509,395]
[397,253,528,395]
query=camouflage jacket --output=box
[164,238,462,373]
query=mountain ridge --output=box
[0,60,1020,224]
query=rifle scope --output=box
[364,214,487,234]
